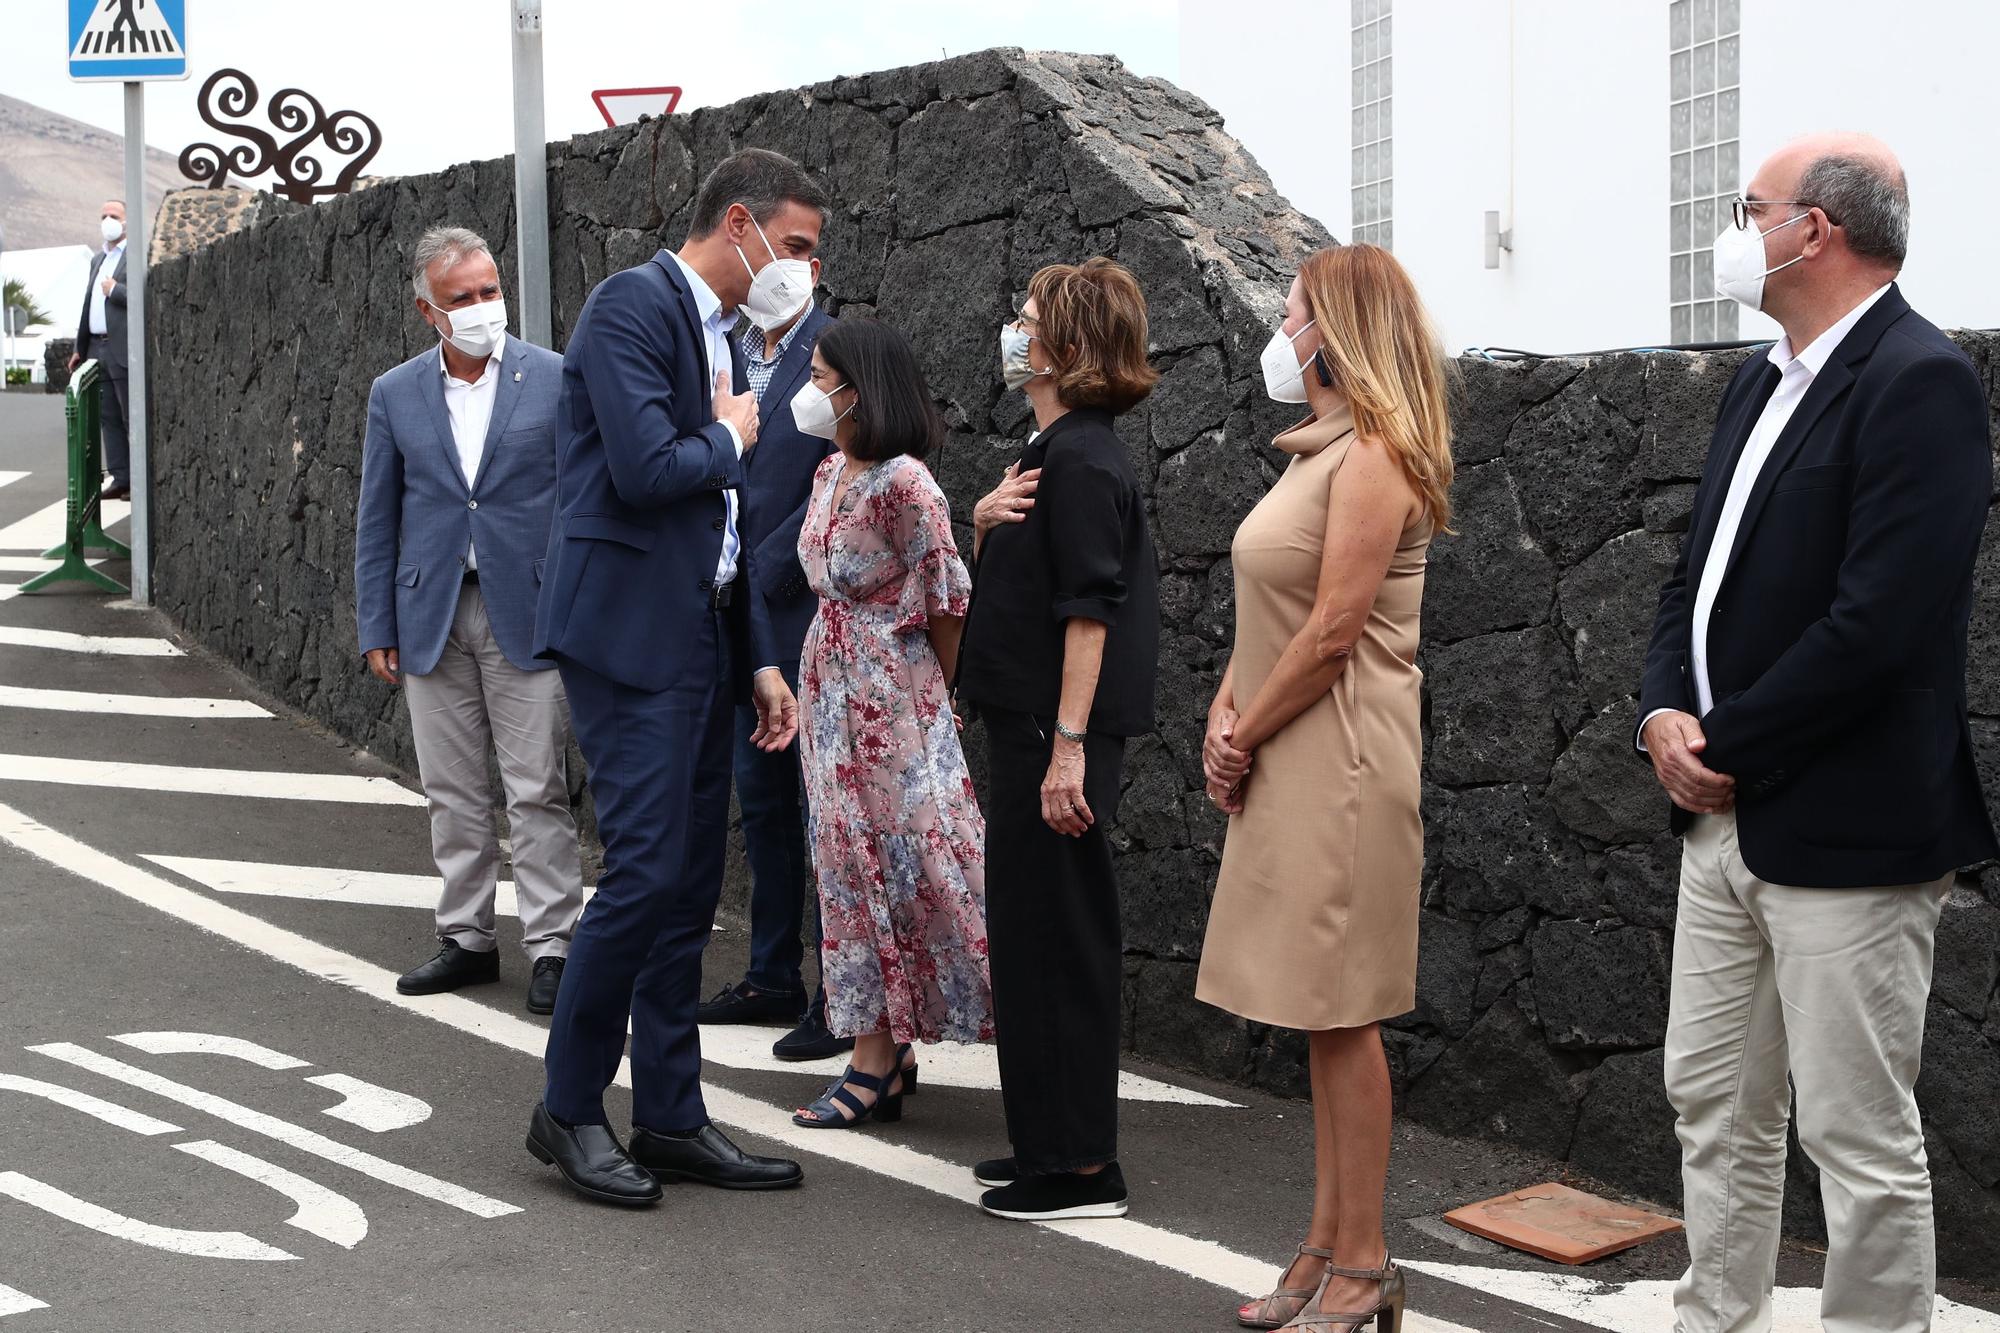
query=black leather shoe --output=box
[526,956,564,1015]
[396,939,499,995]
[525,1103,661,1206]
[772,1009,854,1062]
[696,979,806,1025]
[101,484,131,501]
[629,1123,803,1190]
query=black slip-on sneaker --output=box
[979,1162,1128,1220]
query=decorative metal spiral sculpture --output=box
[178,68,383,203]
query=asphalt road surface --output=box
[2,392,1996,1332]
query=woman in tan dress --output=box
[1195,243,1454,1332]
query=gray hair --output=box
[686,148,830,240]
[410,226,493,303]
[1797,154,1909,266]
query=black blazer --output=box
[957,408,1159,737]
[74,247,130,377]
[1636,284,1998,887]
[731,304,835,670]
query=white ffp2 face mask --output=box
[1713,210,1809,312]
[1259,319,1316,404]
[790,381,852,441]
[736,208,814,331]
[429,297,508,360]
[100,216,125,245]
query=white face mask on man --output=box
[735,207,814,331]
[790,380,852,441]
[100,216,124,245]
[427,297,508,360]
[1712,209,1809,312]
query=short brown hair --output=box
[1027,258,1159,414]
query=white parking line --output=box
[110,1031,310,1070]
[0,802,1482,1331]
[0,685,271,719]
[0,626,182,656]
[0,1171,297,1262]
[173,1141,369,1249]
[0,498,128,553]
[0,756,423,806]
[0,1073,182,1136]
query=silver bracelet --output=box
[1054,719,1087,743]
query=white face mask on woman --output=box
[790,380,852,441]
[736,207,814,331]
[1259,319,1317,404]
[428,297,508,360]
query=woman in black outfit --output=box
[956,257,1160,1221]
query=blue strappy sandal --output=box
[813,1043,919,1103]
[792,1062,907,1129]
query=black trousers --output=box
[982,706,1128,1175]
[99,375,130,489]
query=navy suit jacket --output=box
[354,337,563,677]
[534,251,779,691]
[732,304,835,670]
[1637,284,1999,887]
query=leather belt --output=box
[709,577,739,609]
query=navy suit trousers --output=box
[734,661,820,998]
[543,609,734,1132]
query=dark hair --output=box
[1798,152,1909,266]
[816,317,944,464]
[1028,257,1159,414]
[687,148,830,239]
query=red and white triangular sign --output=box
[591,86,683,127]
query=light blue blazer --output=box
[354,336,563,677]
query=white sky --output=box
[4,1,1180,179]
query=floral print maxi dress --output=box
[797,453,995,1045]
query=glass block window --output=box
[1670,0,1740,341]
[1351,0,1392,248]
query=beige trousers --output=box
[402,583,584,960]
[1666,810,1948,1333]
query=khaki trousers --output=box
[402,583,584,960]
[1666,810,1948,1333]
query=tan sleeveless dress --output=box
[1195,405,1432,1031]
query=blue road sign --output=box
[68,0,189,82]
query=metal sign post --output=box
[69,0,188,606]
[511,0,551,349]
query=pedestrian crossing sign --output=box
[68,0,189,82]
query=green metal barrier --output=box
[22,358,129,595]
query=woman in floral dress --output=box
[787,317,993,1130]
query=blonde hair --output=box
[1297,244,1456,530]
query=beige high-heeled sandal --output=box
[1238,1244,1334,1329]
[1281,1255,1405,1331]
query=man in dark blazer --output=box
[67,199,131,500]
[694,298,848,1062]
[527,149,827,1206]
[1636,133,1996,1333]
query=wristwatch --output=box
[1054,719,1087,743]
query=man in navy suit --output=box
[1637,134,1996,1332]
[67,199,132,500]
[354,226,585,1017]
[694,296,850,1062]
[527,149,826,1204]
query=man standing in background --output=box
[68,199,131,501]
[695,284,847,1063]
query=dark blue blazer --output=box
[534,251,778,691]
[355,337,563,676]
[732,304,835,670]
[1637,284,1999,887]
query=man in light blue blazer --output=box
[355,226,585,1017]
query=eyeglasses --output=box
[1730,197,1840,230]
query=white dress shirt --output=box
[440,334,505,571]
[89,241,124,336]
[666,251,746,585]
[1642,284,1891,745]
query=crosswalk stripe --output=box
[0,685,271,719]
[0,499,128,553]
[0,1284,48,1317]
[0,556,106,574]
[0,627,183,656]
[0,804,1482,1329]
[0,472,28,491]
[0,756,423,805]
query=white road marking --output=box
[110,1031,310,1070]
[0,756,423,806]
[147,857,530,916]
[0,1171,297,1261]
[0,556,105,573]
[173,1140,368,1249]
[696,1023,1243,1108]
[305,1074,431,1133]
[1401,1260,2000,1332]
[0,587,18,603]
[27,1043,519,1221]
[0,498,128,553]
[0,1073,182,1135]
[0,626,182,656]
[0,685,270,719]
[0,472,28,491]
[0,1284,48,1317]
[0,804,1490,1331]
